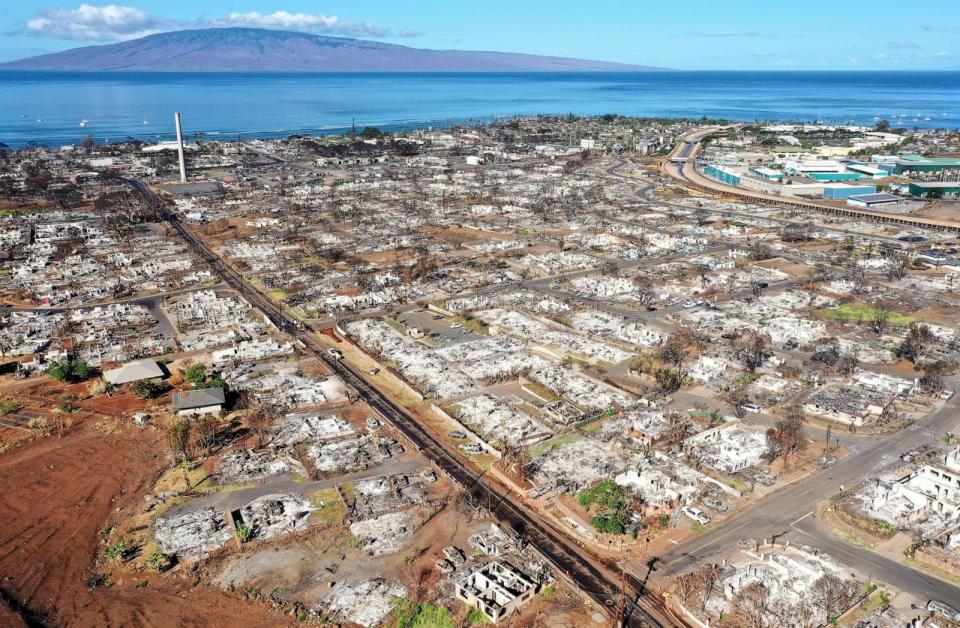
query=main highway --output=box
[122,178,679,627]
[661,126,960,234]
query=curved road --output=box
[661,127,960,234]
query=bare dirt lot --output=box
[0,421,289,627]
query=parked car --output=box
[702,497,728,513]
[327,348,343,360]
[450,322,463,329]
[818,456,837,469]
[940,389,955,400]
[742,403,761,414]
[369,367,381,376]
[753,471,777,486]
[448,430,467,439]
[681,505,711,525]
[442,546,466,568]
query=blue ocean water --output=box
[1,70,958,147]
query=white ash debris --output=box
[352,472,437,519]
[308,438,364,473]
[237,493,312,541]
[477,307,631,363]
[320,579,407,627]
[434,336,550,382]
[446,289,570,316]
[568,309,666,348]
[349,510,415,555]
[567,276,646,303]
[346,319,475,398]
[272,413,356,447]
[517,251,596,274]
[533,438,627,492]
[154,507,235,559]
[453,394,552,447]
[527,365,635,412]
[215,449,304,484]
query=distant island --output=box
[0,27,665,73]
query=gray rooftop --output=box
[103,358,164,385]
[173,386,226,410]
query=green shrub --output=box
[103,539,127,563]
[46,358,94,383]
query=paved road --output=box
[608,150,960,603]
[651,377,960,599]
[0,283,224,313]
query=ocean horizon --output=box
[2,70,959,147]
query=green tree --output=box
[133,379,167,399]
[46,358,93,383]
[184,363,206,388]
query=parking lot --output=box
[395,309,481,347]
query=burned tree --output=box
[733,329,772,372]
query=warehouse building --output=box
[822,184,878,200]
[847,193,902,208]
[805,171,862,182]
[749,166,784,181]
[845,163,888,179]
[704,163,741,186]
[909,182,960,198]
[895,155,960,176]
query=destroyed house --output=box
[455,561,536,623]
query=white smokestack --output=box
[174,112,187,183]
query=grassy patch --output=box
[308,488,347,527]
[817,303,916,326]
[286,306,309,321]
[385,318,407,335]
[531,432,581,458]
[456,315,490,336]
[152,466,211,494]
[522,381,559,402]
[718,475,742,490]
[267,290,289,301]
[339,483,355,507]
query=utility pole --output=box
[174,112,187,183]
[615,556,628,627]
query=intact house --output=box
[102,358,164,386]
[173,387,226,416]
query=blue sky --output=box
[2,1,958,69]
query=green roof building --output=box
[895,155,960,175]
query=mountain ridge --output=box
[1,28,666,72]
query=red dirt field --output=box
[0,422,289,627]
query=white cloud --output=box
[217,11,392,38]
[23,5,419,41]
[26,4,162,41]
